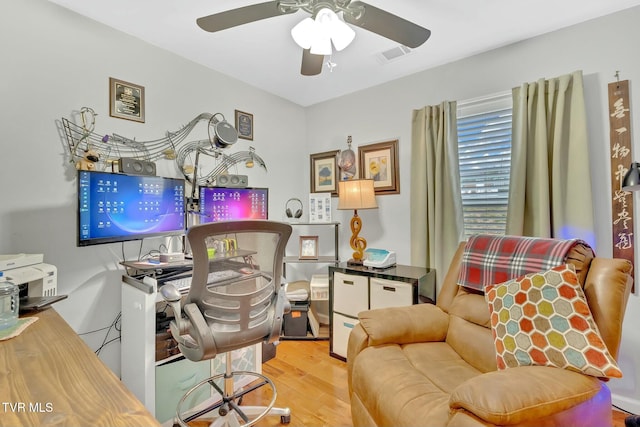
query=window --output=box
[457,93,512,239]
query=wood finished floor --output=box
[192,339,630,427]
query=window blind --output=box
[457,94,512,238]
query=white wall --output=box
[0,0,307,375]
[2,0,639,414]
[305,6,640,413]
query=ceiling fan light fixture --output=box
[315,8,354,51]
[291,7,354,55]
[291,17,316,49]
[310,35,332,55]
[198,1,431,77]
[330,18,355,51]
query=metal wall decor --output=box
[61,110,266,187]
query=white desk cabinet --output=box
[329,264,435,360]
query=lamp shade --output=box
[338,179,378,210]
[291,8,356,55]
[291,17,317,49]
[623,162,640,191]
[329,16,355,51]
[310,34,332,55]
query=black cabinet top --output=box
[330,263,433,282]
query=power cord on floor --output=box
[614,405,634,414]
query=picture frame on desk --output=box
[299,236,319,260]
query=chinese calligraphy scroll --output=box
[608,79,635,292]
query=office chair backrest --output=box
[176,220,292,362]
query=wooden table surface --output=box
[0,308,160,427]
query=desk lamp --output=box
[337,179,377,265]
[621,162,640,427]
[622,162,640,191]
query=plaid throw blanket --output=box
[457,234,593,291]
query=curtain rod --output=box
[457,90,511,108]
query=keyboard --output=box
[163,270,244,293]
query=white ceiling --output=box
[48,0,640,107]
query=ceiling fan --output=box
[196,1,431,76]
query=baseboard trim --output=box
[612,393,640,415]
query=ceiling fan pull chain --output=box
[327,55,337,72]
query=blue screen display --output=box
[199,187,268,223]
[78,170,186,246]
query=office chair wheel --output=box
[627,415,640,427]
[281,414,291,424]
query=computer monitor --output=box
[77,170,186,246]
[198,187,268,223]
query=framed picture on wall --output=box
[309,193,332,223]
[109,77,145,123]
[235,110,253,140]
[358,139,400,195]
[310,150,339,195]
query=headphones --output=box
[285,198,303,219]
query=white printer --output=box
[0,253,58,297]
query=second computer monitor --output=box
[198,187,268,223]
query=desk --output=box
[0,308,159,427]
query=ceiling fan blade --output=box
[197,1,296,33]
[301,49,324,76]
[344,1,431,48]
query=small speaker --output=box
[216,174,248,188]
[118,158,156,176]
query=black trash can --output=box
[283,301,309,337]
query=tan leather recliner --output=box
[347,240,632,427]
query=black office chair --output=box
[161,220,293,427]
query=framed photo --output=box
[109,77,145,123]
[309,193,332,223]
[310,150,339,195]
[358,139,400,195]
[299,236,319,260]
[235,110,253,141]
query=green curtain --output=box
[506,70,594,243]
[411,102,464,291]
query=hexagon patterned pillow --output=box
[485,264,622,378]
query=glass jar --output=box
[0,273,19,330]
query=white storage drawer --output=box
[155,358,211,423]
[333,272,369,317]
[332,312,360,359]
[370,278,413,310]
[310,274,329,301]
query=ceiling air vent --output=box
[376,45,413,64]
